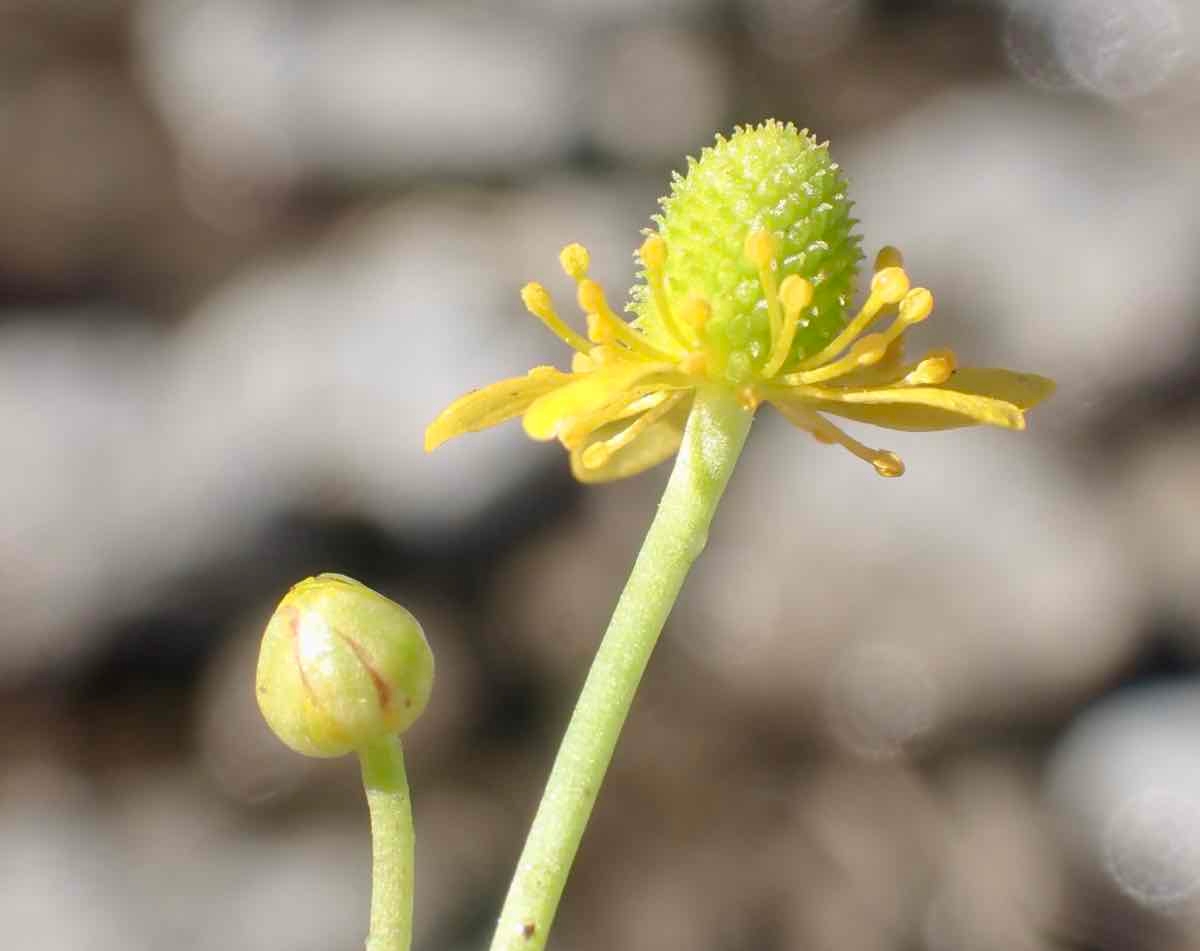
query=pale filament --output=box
[558,390,670,450]
[779,401,905,478]
[557,243,678,363]
[744,229,785,345]
[581,391,687,469]
[795,262,911,371]
[638,236,694,350]
[521,282,593,354]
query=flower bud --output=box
[256,574,434,758]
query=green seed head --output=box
[632,120,862,382]
[256,574,434,758]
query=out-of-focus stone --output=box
[136,0,578,184]
[923,757,1064,951]
[1116,422,1200,641]
[0,57,169,286]
[672,420,1141,743]
[0,319,163,681]
[1048,683,1200,924]
[0,182,649,676]
[515,0,709,27]
[742,0,867,64]
[774,761,945,951]
[589,30,730,165]
[0,765,140,951]
[486,474,659,686]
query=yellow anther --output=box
[577,278,608,316]
[779,274,814,313]
[679,351,707,375]
[639,234,691,349]
[898,287,934,325]
[874,246,904,272]
[520,281,592,354]
[586,311,615,344]
[744,228,785,345]
[521,281,553,315]
[743,229,777,270]
[571,351,594,373]
[904,348,956,385]
[849,333,888,366]
[762,275,815,379]
[796,271,898,372]
[639,235,667,270]
[871,451,905,478]
[559,243,590,280]
[870,266,910,305]
[679,296,711,332]
[783,332,890,385]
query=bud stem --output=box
[359,736,415,951]
[489,386,754,951]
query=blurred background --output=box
[3,0,1200,948]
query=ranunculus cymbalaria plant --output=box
[258,121,1054,951]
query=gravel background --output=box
[3,1,1200,949]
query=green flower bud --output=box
[256,574,434,758]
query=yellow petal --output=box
[938,368,1056,410]
[522,361,682,441]
[569,395,693,483]
[769,368,1054,432]
[425,366,573,451]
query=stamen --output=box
[576,279,676,361]
[903,348,956,385]
[559,243,591,280]
[761,274,814,379]
[869,286,935,353]
[580,392,686,469]
[639,236,692,349]
[898,287,933,325]
[559,390,669,450]
[777,401,904,477]
[874,246,904,272]
[795,265,911,370]
[873,267,911,305]
[521,282,593,354]
[744,229,784,345]
[780,332,889,385]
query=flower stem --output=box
[359,736,415,951]
[489,385,754,951]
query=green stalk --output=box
[359,736,415,951]
[489,385,754,951]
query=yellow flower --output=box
[425,122,1053,482]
